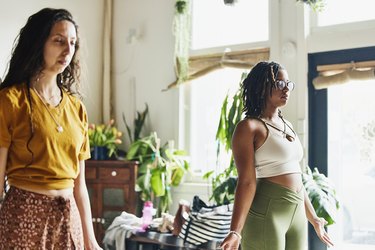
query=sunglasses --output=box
[274,80,295,91]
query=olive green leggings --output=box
[242,179,307,250]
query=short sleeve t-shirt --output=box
[0,83,91,190]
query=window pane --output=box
[188,68,245,174]
[191,0,268,50]
[318,0,375,26]
[328,80,375,249]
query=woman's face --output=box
[42,20,77,75]
[266,69,293,108]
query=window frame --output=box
[308,46,375,250]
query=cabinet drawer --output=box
[99,168,130,182]
[85,167,97,179]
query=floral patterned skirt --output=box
[0,186,83,249]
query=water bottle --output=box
[141,201,153,230]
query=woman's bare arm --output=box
[0,147,8,196]
[220,120,258,249]
[73,160,102,250]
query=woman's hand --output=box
[220,233,241,250]
[312,217,334,248]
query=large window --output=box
[327,80,375,250]
[184,68,245,175]
[185,0,269,176]
[317,0,375,26]
[308,47,375,250]
[191,0,268,50]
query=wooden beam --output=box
[317,60,375,72]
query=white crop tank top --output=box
[254,120,303,178]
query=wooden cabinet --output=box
[85,160,138,243]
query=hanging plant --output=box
[175,0,187,14]
[296,0,325,12]
[173,0,191,84]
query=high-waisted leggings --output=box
[242,179,307,250]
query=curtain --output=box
[313,60,375,90]
[101,0,114,122]
[165,48,269,90]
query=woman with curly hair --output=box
[0,8,101,249]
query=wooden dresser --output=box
[85,160,138,243]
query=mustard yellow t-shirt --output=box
[0,83,91,190]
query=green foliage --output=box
[303,166,340,225]
[173,0,191,84]
[122,104,149,144]
[296,0,325,12]
[175,0,187,14]
[126,132,190,216]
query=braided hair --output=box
[242,61,284,118]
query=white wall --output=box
[112,0,178,149]
[0,0,104,123]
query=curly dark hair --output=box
[242,61,284,117]
[0,8,81,97]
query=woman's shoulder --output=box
[0,83,26,104]
[0,83,25,94]
[236,117,265,130]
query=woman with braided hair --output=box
[220,61,333,250]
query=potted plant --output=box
[88,119,122,160]
[126,132,190,216]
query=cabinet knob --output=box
[101,218,106,224]
[111,171,117,177]
[92,218,97,223]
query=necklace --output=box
[263,117,296,142]
[33,88,63,133]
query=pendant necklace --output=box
[263,117,296,142]
[33,88,64,133]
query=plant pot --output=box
[91,146,109,160]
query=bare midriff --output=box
[13,185,73,198]
[264,173,303,193]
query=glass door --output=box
[327,79,375,250]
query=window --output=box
[191,0,268,50]
[308,47,375,250]
[327,80,375,249]
[317,0,375,26]
[183,68,246,175]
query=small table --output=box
[125,231,221,250]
